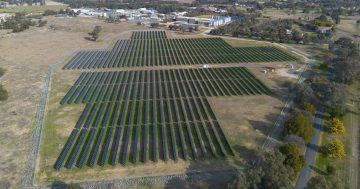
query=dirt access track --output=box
[0,16,300,188]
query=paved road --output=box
[295,107,325,189]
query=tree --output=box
[0,85,8,101]
[279,143,306,178]
[38,19,47,27]
[245,151,293,189]
[289,83,316,104]
[283,114,314,142]
[323,139,345,159]
[299,102,316,115]
[292,29,302,43]
[303,33,310,44]
[89,26,102,41]
[325,118,345,134]
[150,23,159,28]
[305,175,343,189]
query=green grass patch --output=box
[315,82,358,187]
[223,38,271,47]
[196,14,220,19]
[0,5,66,14]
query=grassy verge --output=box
[196,14,221,19]
[315,81,359,188]
[223,38,271,47]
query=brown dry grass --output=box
[0,16,141,188]
[208,95,284,161]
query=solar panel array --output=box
[63,31,297,69]
[54,31,280,170]
[54,67,272,169]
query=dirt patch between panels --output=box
[208,95,284,161]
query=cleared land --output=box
[0,16,141,188]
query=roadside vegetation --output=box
[282,114,314,142]
[0,68,8,101]
[305,37,359,187]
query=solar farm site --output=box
[43,31,298,173]
[63,31,297,69]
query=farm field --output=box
[54,67,271,170]
[63,31,298,69]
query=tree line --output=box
[210,14,335,44]
[0,13,47,33]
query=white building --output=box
[71,9,107,17]
[175,15,232,27]
[115,9,125,14]
[0,13,10,22]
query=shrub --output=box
[326,165,336,175]
[38,20,48,27]
[150,23,159,28]
[327,105,345,118]
[299,101,316,115]
[305,175,343,189]
[43,10,58,16]
[0,85,8,101]
[0,67,5,77]
[283,114,314,142]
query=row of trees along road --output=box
[279,37,359,188]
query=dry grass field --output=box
[0,16,141,188]
[262,8,321,20]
